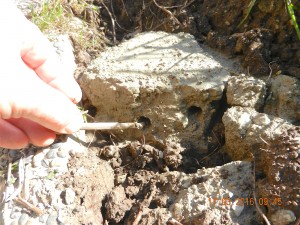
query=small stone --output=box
[10,211,21,219]
[64,188,76,205]
[289,151,298,159]
[50,143,63,150]
[10,221,18,225]
[270,209,296,225]
[32,153,45,168]
[232,199,244,217]
[253,114,271,126]
[46,211,58,225]
[57,148,69,158]
[46,149,57,159]
[9,150,22,159]
[18,213,29,225]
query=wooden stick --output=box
[15,196,44,216]
[80,122,144,130]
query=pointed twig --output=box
[80,122,143,130]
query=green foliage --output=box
[46,170,57,180]
[238,0,300,40]
[286,0,300,40]
[30,0,65,31]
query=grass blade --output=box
[238,0,257,28]
[285,0,300,40]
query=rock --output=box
[64,188,76,205]
[226,75,266,110]
[57,148,69,158]
[50,143,63,150]
[169,161,256,225]
[46,149,57,159]
[256,126,300,220]
[264,75,300,123]
[222,106,293,160]
[18,213,29,225]
[79,31,241,153]
[270,209,296,225]
[8,150,22,160]
[32,152,45,168]
[46,211,58,225]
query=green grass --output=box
[30,0,65,31]
[238,0,300,40]
[286,0,300,40]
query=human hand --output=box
[0,2,83,149]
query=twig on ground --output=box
[267,61,277,82]
[80,122,143,130]
[152,0,181,25]
[5,158,25,202]
[14,196,44,216]
[101,2,116,45]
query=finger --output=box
[0,119,29,149]
[7,118,56,147]
[0,60,83,134]
[20,21,82,103]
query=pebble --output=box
[232,199,244,217]
[50,143,63,150]
[50,158,66,168]
[10,221,18,225]
[46,211,58,225]
[270,209,296,225]
[18,213,29,225]
[10,211,21,219]
[32,153,45,168]
[57,148,69,158]
[46,149,57,159]
[9,150,22,159]
[64,188,76,205]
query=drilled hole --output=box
[187,106,202,119]
[138,116,151,129]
